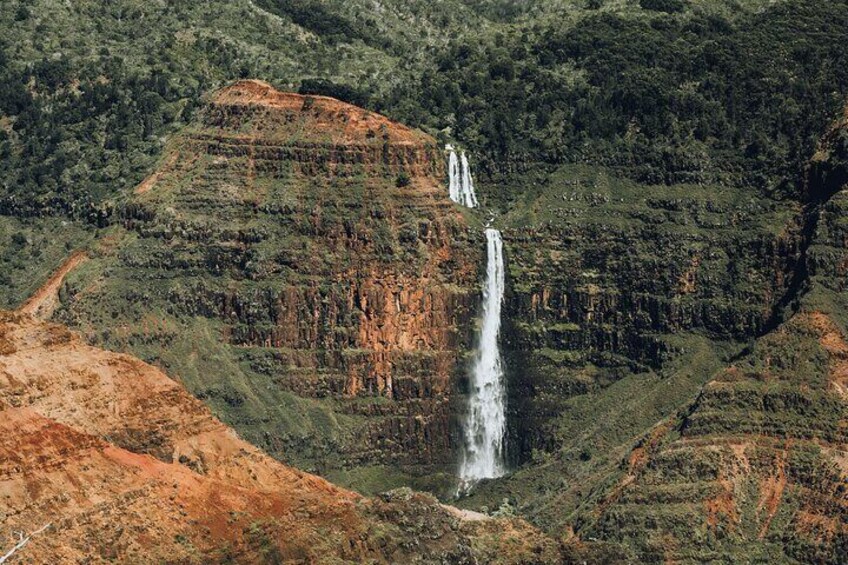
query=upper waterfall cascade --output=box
[446,145,479,208]
[458,228,507,491]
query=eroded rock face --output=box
[57,80,482,482]
[0,312,558,564]
[192,79,445,179]
[582,310,848,564]
[498,193,805,464]
[465,105,848,564]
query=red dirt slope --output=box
[211,79,431,146]
[0,311,559,563]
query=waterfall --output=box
[446,145,478,208]
[448,150,461,204]
[458,228,507,491]
[460,153,479,208]
[442,145,506,491]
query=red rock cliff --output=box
[62,80,482,480]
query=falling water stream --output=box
[458,228,507,492]
[446,145,479,208]
[445,146,507,493]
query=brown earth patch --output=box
[800,312,848,398]
[756,446,788,538]
[18,251,88,320]
[212,79,429,146]
[705,476,739,531]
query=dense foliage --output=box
[386,2,848,194]
[1,0,848,211]
[0,48,194,218]
[252,0,392,50]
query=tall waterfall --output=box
[446,145,478,208]
[458,228,507,491]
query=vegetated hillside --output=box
[463,103,848,564]
[53,80,483,494]
[464,159,801,518]
[397,0,848,197]
[576,117,848,562]
[0,310,561,564]
[1,1,847,562]
[3,0,848,320]
[4,0,848,220]
[0,0,487,218]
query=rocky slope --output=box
[491,163,802,464]
[461,103,848,563]
[54,80,482,491]
[581,310,848,563]
[0,311,558,563]
[19,77,847,562]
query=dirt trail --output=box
[135,152,178,195]
[18,251,88,319]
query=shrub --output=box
[639,0,686,13]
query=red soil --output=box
[212,79,430,146]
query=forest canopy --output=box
[1,0,848,218]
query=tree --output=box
[0,523,51,564]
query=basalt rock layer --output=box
[194,80,443,179]
[460,107,848,563]
[0,311,559,564]
[495,170,804,466]
[581,310,848,563]
[55,80,482,488]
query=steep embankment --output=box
[497,167,802,463]
[53,80,482,492]
[460,164,805,529]
[0,311,558,563]
[470,103,848,564]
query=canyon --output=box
[2,1,848,562]
[53,80,485,493]
[3,79,845,563]
[0,310,558,563]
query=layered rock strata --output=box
[55,80,482,482]
[0,311,557,563]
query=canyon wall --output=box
[497,174,803,464]
[457,105,848,564]
[0,311,560,563]
[57,80,482,487]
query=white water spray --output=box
[458,228,507,491]
[446,145,478,208]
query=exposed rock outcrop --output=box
[0,311,557,563]
[54,80,482,485]
[469,104,848,564]
[191,79,444,179]
[499,189,804,463]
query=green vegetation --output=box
[2,1,848,219]
[0,216,94,308]
[0,0,485,217]
[392,1,848,197]
[2,0,848,562]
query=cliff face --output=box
[194,80,444,179]
[494,169,804,465]
[0,311,560,563]
[56,80,482,487]
[41,79,845,562]
[583,310,848,563]
[460,108,848,563]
